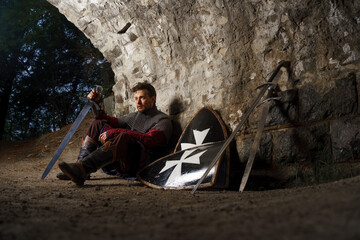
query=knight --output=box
[57,81,173,185]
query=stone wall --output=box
[47,0,360,181]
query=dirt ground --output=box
[1,116,360,240]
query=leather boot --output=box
[58,142,115,185]
[58,162,88,185]
[77,136,98,162]
[57,136,97,181]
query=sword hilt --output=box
[91,85,103,104]
[95,85,103,95]
[80,85,103,116]
[91,85,103,116]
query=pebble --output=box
[57,192,64,198]
[233,206,241,211]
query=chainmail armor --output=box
[117,106,172,143]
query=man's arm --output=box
[106,128,166,149]
[95,112,123,128]
[87,89,125,128]
[152,118,172,144]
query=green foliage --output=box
[312,157,342,183]
[0,0,114,140]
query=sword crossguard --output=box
[95,85,103,93]
[256,96,281,108]
[256,82,278,90]
[79,97,101,116]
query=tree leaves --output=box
[0,0,114,140]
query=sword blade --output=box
[191,61,290,195]
[41,102,92,179]
[190,84,267,194]
[239,99,272,192]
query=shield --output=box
[137,107,230,189]
[191,61,290,194]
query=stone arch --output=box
[47,0,360,182]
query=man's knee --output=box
[89,119,105,127]
[86,120,108,139]
[115,132,136,144]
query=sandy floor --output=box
[1,116,359,240]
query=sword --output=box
[191,61,290,194]
[239,84,276,192]
[41,86,103,179]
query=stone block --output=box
[357,72,360,115]
[331,116,360,161]
[267,89,299,126]
[103,95,115,116]
[248,89,298,129]
[272,130,304,164]
[299,73,357,122]
[236,132,272,168]
[272,122,331,165]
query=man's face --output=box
[134,89,155,112]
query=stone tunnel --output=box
[46,0,360,186]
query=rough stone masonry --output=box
[47,0,360,182]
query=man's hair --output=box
[131,81,156,98]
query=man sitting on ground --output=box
[57,81,172,185]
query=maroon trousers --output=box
[86,120,143,176]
